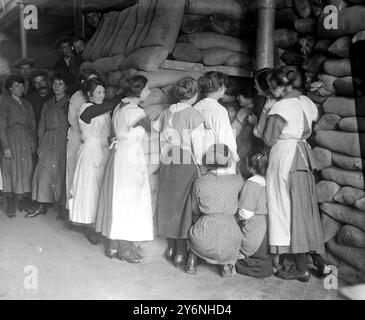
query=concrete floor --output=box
[0,207,344,300]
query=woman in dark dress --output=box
[27,72,71,218]
[0,75,36,217]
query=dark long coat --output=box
[0,95,36,194]
[32,95,70,203]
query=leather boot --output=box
[84,226,101,245]
[25,203,47,218]
[165,238,176,261]
[116,240,143,263]
[18,197,34,214]
[106,239,118,259]
[5,196,16,218]
[186,252,198,274]
[174,239,187,268]
[56,206,68,221]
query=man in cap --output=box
[53,36,82,94]
[24,69,54,131]
[12,57,35,95]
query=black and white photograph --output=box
[0,0,364,303]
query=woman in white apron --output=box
[65,71,98,211]
[69,78,110,244]
[263,66,325,282]
[95,75,154,263]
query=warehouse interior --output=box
[0,0,365,300]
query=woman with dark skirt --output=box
[155,77,208,268]
[0,75,36,217]
[263,66,327,282]
[27,72,71,218]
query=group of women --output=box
[0,64,330,281]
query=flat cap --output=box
[13,57,34,68]
[29,69,49,82]
[83,4,99,13]
[53,35,73,50]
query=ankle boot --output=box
[186,252,198,274]
[25,203,47,218]
[106,239,118,259]
[116,240,143,263]
[311,253,332,277]
[18,197,34,214]
[5,196,16,218]
[56,206,68,221]
[84,226,100,245]
[165,238,176,261]
[174,239,188,268]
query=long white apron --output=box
[109,104,154,241]
[69,103,111,224]
[266,96,318,247]
[65,91,86,209]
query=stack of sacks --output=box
[265,0,365,284]
[81,0,186,73]
[313,96,365,284]
[173,0,253,70]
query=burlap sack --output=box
[313,113,341,131]
[326,239,365,271]
[320,203,365,232]
[333,186,365,206]
[312,147,333,170]
[315,131,364,157]
[321,212,343,243]
[337,225,365,248]
[316,180,341,203]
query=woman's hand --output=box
[4,148,12,159]
[247,113,258,126]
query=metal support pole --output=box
[74,0,85,38]
[18,0,27,58]
[256,0,276,70]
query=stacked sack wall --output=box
[79,0,255,239]
[271,0,365,284]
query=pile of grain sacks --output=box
[79,0,254,241]
[270,0,365,284]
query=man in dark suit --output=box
[24,69,54,132]
[53,36,82,95]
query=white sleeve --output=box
[238,208,255,220]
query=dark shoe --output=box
[105,249,117,259]
[85,228,101,245]
[275,269,311,282]
[116,249,143,263]
[186,253,198,274]
[174,254,187,268]
[5,197,16,218]
[56,208,68,221]
[220,264,236,278]
[18,199,34,214]
[6,211,16,219]
[25,205,47,218]
[311,254,332,278]
[165,247,176,261]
